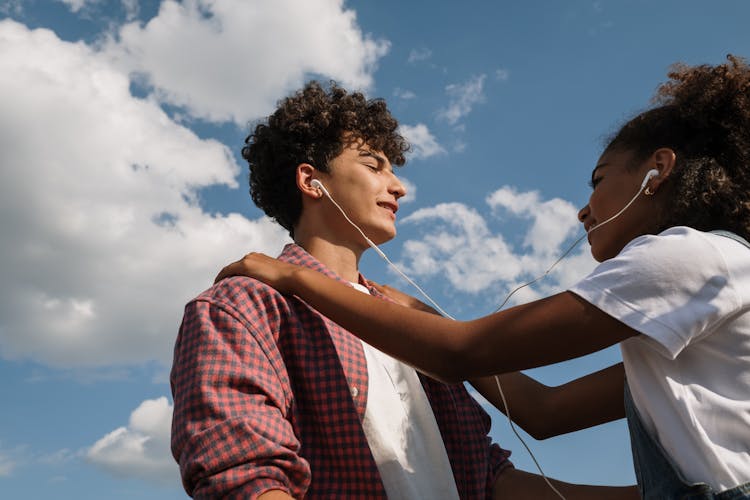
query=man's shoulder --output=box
[189,276,289,315]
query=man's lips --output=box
[377,201,398,217]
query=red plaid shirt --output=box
[171,244,511,499]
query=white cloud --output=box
[486,186,580,257]
[0,443,29,478]
[407,47,432,63]
[0,20,290,367]
[38,449,77,466]
[495,68,510,81]
[121,0,139,20]
[87,397,178,486]
[398,177,417,204]
[0,0,23,16]
[399,123,446,160]
[437,74,486,125]
[56,0,91,13]
[56,0,138,22]
[397,189,596,299]
[399,203,521,294]
[0,452,16,477]
[393,87,416,100]
[103,0,390,124]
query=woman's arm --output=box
[471,363,625,440]
[216,254,638,382]
[361,281,628,437]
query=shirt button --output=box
[350,386,359,398]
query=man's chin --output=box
[367,229,397,246]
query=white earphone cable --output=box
[315,172,652,500]
[316,182,456,319]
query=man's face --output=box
[317,139,407,248]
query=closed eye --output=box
[359,150,387,172]
[588,176,602,189]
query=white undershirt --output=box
[351,282,459,500]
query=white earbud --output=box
[641,169,659,189]
[310,179,329,198]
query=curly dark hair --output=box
[605,54,750,240]
[242,81,410,236]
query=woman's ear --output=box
[647,148,677,193]
[296,163,322,199]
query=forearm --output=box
[545,363,626,436]
[291,266,470,380]
[289,268,636,381]
[172,299,309,497]
[471,372,558,439]
[258,490,296,500]
[473,364,626,439]
[494,468,638,500]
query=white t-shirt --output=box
[569,226,750,492]
[350,282,460,500]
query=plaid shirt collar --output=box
[278,243,377,294]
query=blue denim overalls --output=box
[624,230,750,500]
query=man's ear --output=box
[296,163,322,199]
[647,148,676,193]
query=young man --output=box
[170,81,510,499]
[171,81,638,499]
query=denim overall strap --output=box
[625,384,750,499]
[624,383,712,499]
[709,230,750,249]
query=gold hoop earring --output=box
[644,187,654,196]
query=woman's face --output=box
[578,148,660,261]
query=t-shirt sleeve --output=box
[568,228,742,359]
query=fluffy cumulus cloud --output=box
[495,68,510,81]
[57,0,90,12]
[0,451,16,477]
[0,0,22,16]
[407,47,432,63]
[103,0,390,124]
[398,177,417,204]
[399,123,446,160]
[0,20,290,367]
[398,203,521,294]
[486,186,580,256]
[437,74,487,125]
[393,87,416,100]
[397,188,595,300]
[87,397,177,485]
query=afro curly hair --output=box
[242,81,410,236]
[605,54,750,240]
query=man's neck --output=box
[294,235,364,283]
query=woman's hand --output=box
[367,282,440,315]
[214,252,302,294]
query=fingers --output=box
[214,263,237,284]
[213,252,267,284]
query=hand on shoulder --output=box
[214,252,304,295]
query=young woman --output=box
[217,56,750,499]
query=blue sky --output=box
[1,0,748,498]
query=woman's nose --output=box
[578,204,590,223]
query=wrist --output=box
[279,266,309,295]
